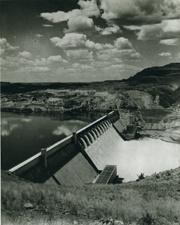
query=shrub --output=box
[137,173,145,181]
[137,212,159,225]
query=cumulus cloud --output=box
[18,51,32,59]
[85,40,103,50]
[114,37,133,49]
[47,55,68,64]
[66,49,93,61]
[19,66,51,73]
[40,0,100,33]
[100,24,122,35]
[136,19,180,40]
[101,0,180,25]
[0,38,19,56]
[41,0,100,23]
[41,10,81,23]
[95,36,141,61]
[50,33,112,50]
[64,15,96,33]
[97,47,142,62]
[160,38,180,45]
[78,0,100,18]
[50,33,86,49]
[159,52,172,57]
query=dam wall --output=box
[83,126,124,171]
[9,110,122,185]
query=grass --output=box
[1,168,180,225]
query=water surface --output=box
[1,112,102,170]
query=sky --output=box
[0,0,180,83]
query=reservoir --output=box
[1,112,180,181]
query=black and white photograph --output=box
[1,0,180,224]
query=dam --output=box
[8,111,129,185]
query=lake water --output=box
[1,112,103,170]
[1,112,180,181]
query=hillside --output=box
[1,167,180,225]
[1,63,180,112]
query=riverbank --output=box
[1,167,180,225]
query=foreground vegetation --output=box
[1,168,180,225]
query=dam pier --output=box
[9,110,135,185]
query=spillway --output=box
[84,126,124,171]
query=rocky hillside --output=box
[1,63,180,112]
[127,63,180,108]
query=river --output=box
[1,112,180,181]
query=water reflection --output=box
[53,120,88,136]
[1,112,101,170]
[1,119,21,136]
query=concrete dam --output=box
[9,111,130,185]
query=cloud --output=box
[0,38,19,56]
[136,19,180,40]
[96,37,142,62]
[19,66,51,73]
[97,47,142,62]
[40,0,100,33]
[40,0,100,23]
[47,55,68,64]
[50,33,86,49]
[85,40,103,50]
[50,33,115,52]
[18,51,32,59]
[159,52,172,57]
[114,37,133,49]
[78,0,100,18]
[136,24,162,40]
[64,15,96,33]
[176,52,180,59]
[160,38,180,45]
[100,24,122,35]
[101,0,180,25]
[66,49,93,61]
[72,63,93,70]
[41,10,81,23]
[162,19,180,34]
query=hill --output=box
[1,167,180,225]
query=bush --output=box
[137,173,145,181]
[137,212,159,225]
